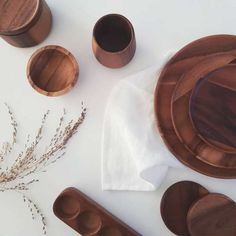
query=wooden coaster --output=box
[154,34,236,177]
[160,181,208,236]
[187,193,236,236]
[190,64,236,153]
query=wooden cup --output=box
[92,14,136,68]
[0,0,52,47]
[27,45,79,96]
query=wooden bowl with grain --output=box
[27,45,79,96]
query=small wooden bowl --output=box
[0,0,52,47]
[92,14,136,68]
[27,45,79,96]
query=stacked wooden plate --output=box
[154,34,236,178]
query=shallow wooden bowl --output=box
[27,45,79,96]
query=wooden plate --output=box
[190,64,236,153]
[154,34,236,178]
[187,193,236,236]
[171,53,236,169]
[160,181,208,236]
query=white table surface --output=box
[1,0,236,235]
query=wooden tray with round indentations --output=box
[53,187,140,236]
[187,193,236,236]
[190,64,236,153]
[154,34,236,178]
[171,53,236,169]
[160,181,209,236]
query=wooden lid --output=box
[160,181,208,236]
[187,193,236,236]
[0,0,41,35]
[190,64,236,153]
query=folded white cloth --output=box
[102,61,183,191]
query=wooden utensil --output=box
[190,64,236,153]
[160,181,208,236]
[53,187,140,236]
[154,34,236,178]
[27,45,79,96]
[187,193,236,236]
[92,14,136,68]
[171,53,236,169]
[0,0,52,47]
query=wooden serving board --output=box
[190,64,236,153]
[154,34,236,177]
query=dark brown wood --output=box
[27,45,79,96]
[53,187,140,236]
[187,193,236,236]
[0,0,52,47]
[160,181,208,236]
[190,64,236,153]
[171,53,236,169]
[92,14,136,68]
[154,34,236,178]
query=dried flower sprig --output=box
[0,103,87,235]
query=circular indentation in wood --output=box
[187,193,236,236]
[94,14,133,52]
[190,64,236,153]
[0,0,40,35]
[160,181,209,236]
[99,226,122,236]
[27,45,79,96]
[77,211,102,235]
[53,192,80,220]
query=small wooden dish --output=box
[160,181,208,236]
[27,45,79,96]
[92,14,136,68]
[154,34,236,178]
[0,0,52,47]
[53,187,140,236]
[187,193,236,236]
[190,64,236,153]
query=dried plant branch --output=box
[0,103,87,235]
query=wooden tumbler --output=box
[27,45,79,97]
[0,0,52,47]
[92,14,136,68]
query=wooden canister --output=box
[0,0,52,47]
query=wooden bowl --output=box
[27,45,79,96]
[0,0,52,47]
[92,14,136,68]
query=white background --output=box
[1,0,236,235]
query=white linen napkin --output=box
[102,62,183,191]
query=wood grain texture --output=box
[187,193,236,236]
[27,45,79,96]
[92,14,136,68]
[160,181,208,236]
[154,34,236,178]
[53,187,140,236]
[171,53,236,169]
[0,0,52,47]
[190,64,236,153]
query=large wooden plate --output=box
[171,54,236,168]
[154,34,236,178]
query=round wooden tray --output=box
[154,34,236,178]
[187,193,236,236]
[171,53,236,169]
[190,64,236,154]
